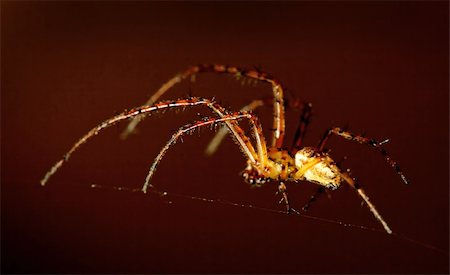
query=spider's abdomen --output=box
[293,147,342,189]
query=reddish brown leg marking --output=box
[290,102,313,155]
[41,97,264,186]
[143,112,265,193]
[122,64,286,149]
[318,127,409,185]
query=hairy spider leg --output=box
[121,64,286,148]
[290,102,313,154]
[339,170,393,234]
[142,111,269,193]
[41,97,263,186]
[206,96,308,156]
[318,127,409,185]
[205,97,273,156]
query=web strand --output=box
[88,183,448,256]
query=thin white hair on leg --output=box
[143,113,255,192]
[41,97,258,186]
[340,171,393,234]
[205,98,267,156]
[121,65,286,149]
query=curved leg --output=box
[318,127,409,185]
[41,97,264,186]
[142,112,269,192]
[121,64,287,148]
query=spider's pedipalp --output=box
[318,127,409,185]
[122,64,286,149]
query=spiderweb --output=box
[88,182,447,256]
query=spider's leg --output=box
[340,171,393,234]
[205,97,272,156]
[207,96,308,156]
[143,112,269,193]
[301,186,325,212]
[277,182,291,213]
[317,127,409,185]
[41,97,260,186]
[290,102,313,155]
[122,64,286,149]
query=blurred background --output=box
[2,2,448,273]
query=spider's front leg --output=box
[40,97,263,187]
[122,64,287,149]
[143,110,270,193]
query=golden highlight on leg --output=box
[142,113,266,193]
[340,172,393,234]
[40,97,259,187]
[205,98,269,156]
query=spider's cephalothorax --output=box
[41,64,409,234]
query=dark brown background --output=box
[2,2,448,274]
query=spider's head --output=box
[294,147,342,190]
[241,163,270,187]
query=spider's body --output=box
[243,147,341,190]
[41,64,408,234]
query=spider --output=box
[41,64,409,234]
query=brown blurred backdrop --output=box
[1,2,448,274]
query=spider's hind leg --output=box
[340,171,393,234]
[318,127,409,185]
